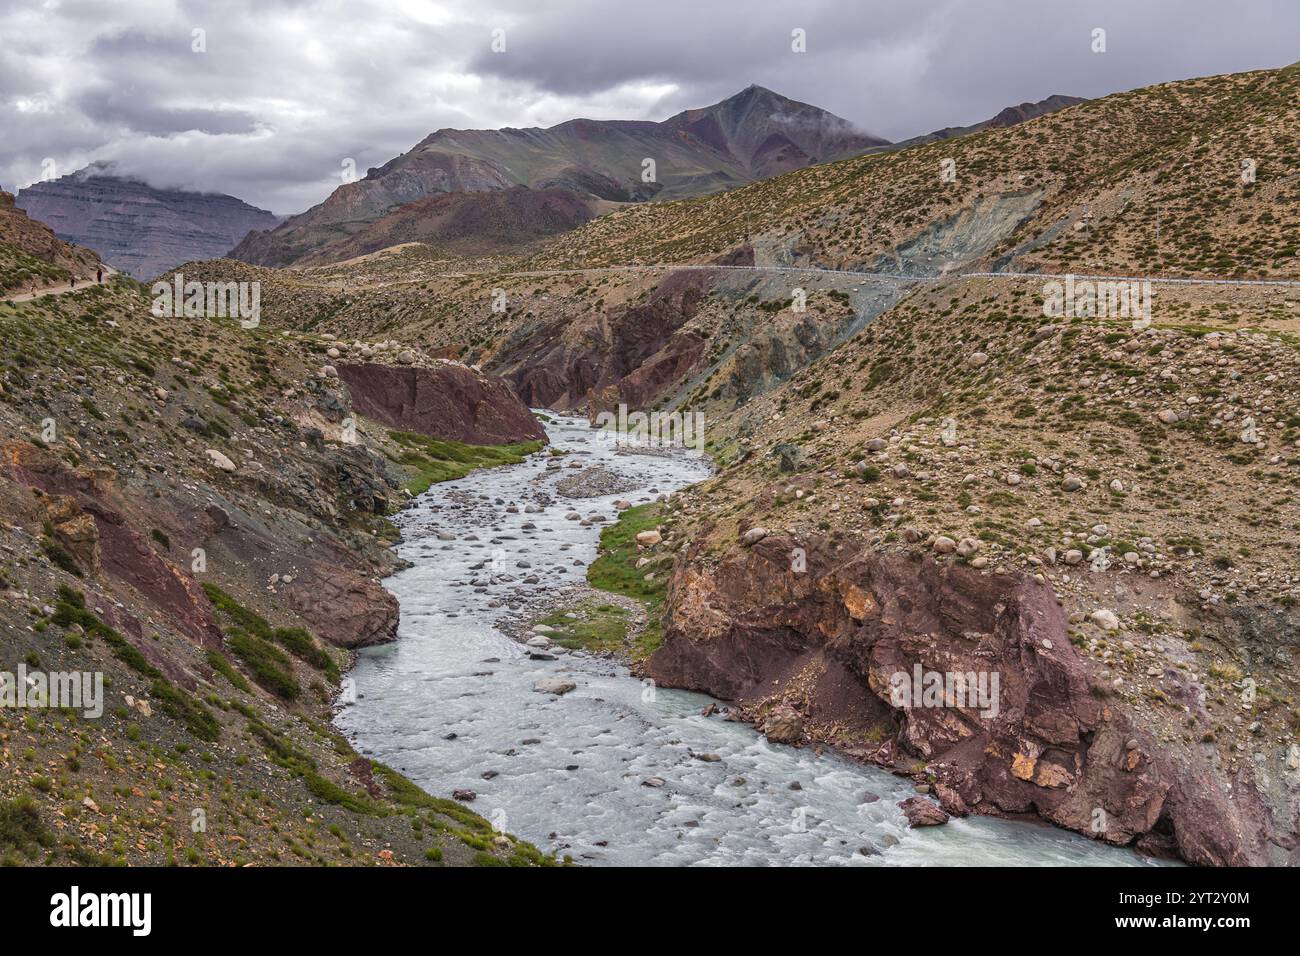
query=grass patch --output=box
[225,627,300,701]
[537,602,631,655]
[150,679,220,741]
[587,503,669,656]
[205,650,252,693]
[0,797,55,862]
[387,431,544,495]
[202,582,336,693]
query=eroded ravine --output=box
[335,415,1162,866]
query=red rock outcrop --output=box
[285,561,399,649]
[648,532,1284,865]
[2,441,224,653]
[337,362,545,445]
[491,247,754,411]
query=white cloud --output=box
[0,0,1294,214]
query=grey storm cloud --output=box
[0,0,1295,214]
[76,88,263,136]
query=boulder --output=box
[534,677,577,695]
[762,706,805,745]
[1090,608,1121,631]
[205,449,236,472]
[898,796,949,827]
[285,563,399,648]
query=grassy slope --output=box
[387,430,545,494]
[583,503,675,658]
[0,281,558,867]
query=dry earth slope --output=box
[0,220,557,866]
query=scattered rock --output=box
[533,677,577,695]
[204,449,236,472]
[898,796,949,827]
[1090,609,1121,631]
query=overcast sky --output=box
[1,0,1295,215]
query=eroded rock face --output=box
[491,249,753,411]
[2,441,224,654]
[648,533,1284,865]
[336,362,545,445]
[285,563,398,649]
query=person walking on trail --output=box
[96,267,103,284]
[69,275,75,290]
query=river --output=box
[335,414,1164,867]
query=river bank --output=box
[335,414,1163,866]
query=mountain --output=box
[16,164,280,280]
[286,186,605,267]
[0,189,101,295]
[230,86,888,267]
[659,84,887,179]
[883,93,1088,151]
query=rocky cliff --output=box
[337,361,546,444]
[648,534,1286,865]
[16,165,279,280]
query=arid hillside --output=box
[527,64,1299,278]
[630,271,1300,864]
[0,276,554,867]
[0,190,101,295]
[181,65,1299,427]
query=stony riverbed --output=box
[335,415,1165,866]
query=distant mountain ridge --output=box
[16,163,280,280]
[883,94,1089,151]
[229,85,888,267]
[292,186,606,266]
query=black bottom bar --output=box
[0,864,1272,943]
